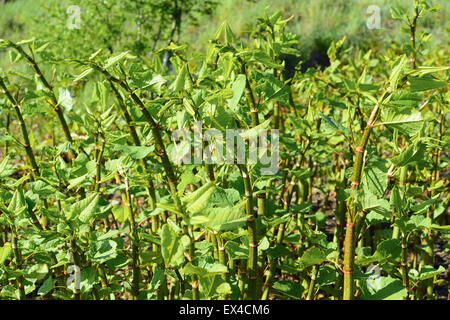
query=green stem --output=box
[12,232,26,299]
[306,265,318,300]
[95,65,183,216]
[240,60,259,127]
[343,89,390,300]
[0,77,40,179]
[123,172,141,299]
[6,40,75,153]
[238,164,258,300]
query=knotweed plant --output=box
[0,2,448,301]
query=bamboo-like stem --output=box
[237,260,247,299]
[0,77,39,180]
[12,232,26,299]
[109,81,157,207]
[210,231,219,260]
[400,232,410,295]
[91,65,204,300]
[343,89,390,300]
[240,60,259,127]
[98,263,109,289]
[423,109,443,299]
[262,174,299,300]
[255,192,267,297]
[93,65,184,215]
[94,130,105,193]
[4,112,10,155]
[238,164,258,299]
[108,81,160,254]
[121,171,141,300]
[410,1,419,69]
[5,40,75,153]
[0,77,51,229]
[257,193,267,217]
[217,233,231,300]
[306,265,318,300]
[70,237,82,300]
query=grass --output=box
[1,0,448,56]
[181,0,449,55]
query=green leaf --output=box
[361,276,407,300]
[160,224,185,267]
[148,266,165,292]
[182,262,227,278]
[252,51,283,69]
[73,68,93,82]
[267,244,292,259]
[214,21,234,43]
[394,215,431,233]
[89,240,117,264]
[358,190,390,214]
[390,7,407,22]
[111,205,127,224]
[38,277,55,296]
[362,161,388,197]
[113,144,153,160]
[79,267,98,293]
[380,106,423,136]
[194,206,247,231]
[224,22,235,44]
[184,181,216,214]
[28,264,49,281]
[320,112,349,136]
[0,155,10,176]
[409,76,447,92]
[73,193,100,223]
[228,74,246,112]
[173,64,187,92]
[0,243,12,265]
[417,265,445,281]
[272,280,304,299]
[103,51,129,69]
[216,282,232,296]
[225,241,248,259]
[389,55,408,90]
[298,247,327,269]
[391,142,426,167]
[156,202,181,215]
[200,274,224,298]
[356,239,401,266]
[210,188,241,207]
[390,187,405,212]
[411,66,450,77]
[29,180,64,199]
[182,262,208,277]
[7,188,27,214]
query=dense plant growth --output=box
[0,1,448,300]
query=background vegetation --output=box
[0,0,448,301]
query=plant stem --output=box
[6,40,75,154]
[94,65,184,215]
[343,89,390,300]
[238,164,258,299]
[122,171,141,299]
[306,265,318,300]
[0,77,39,180]
[240,61,259,127]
